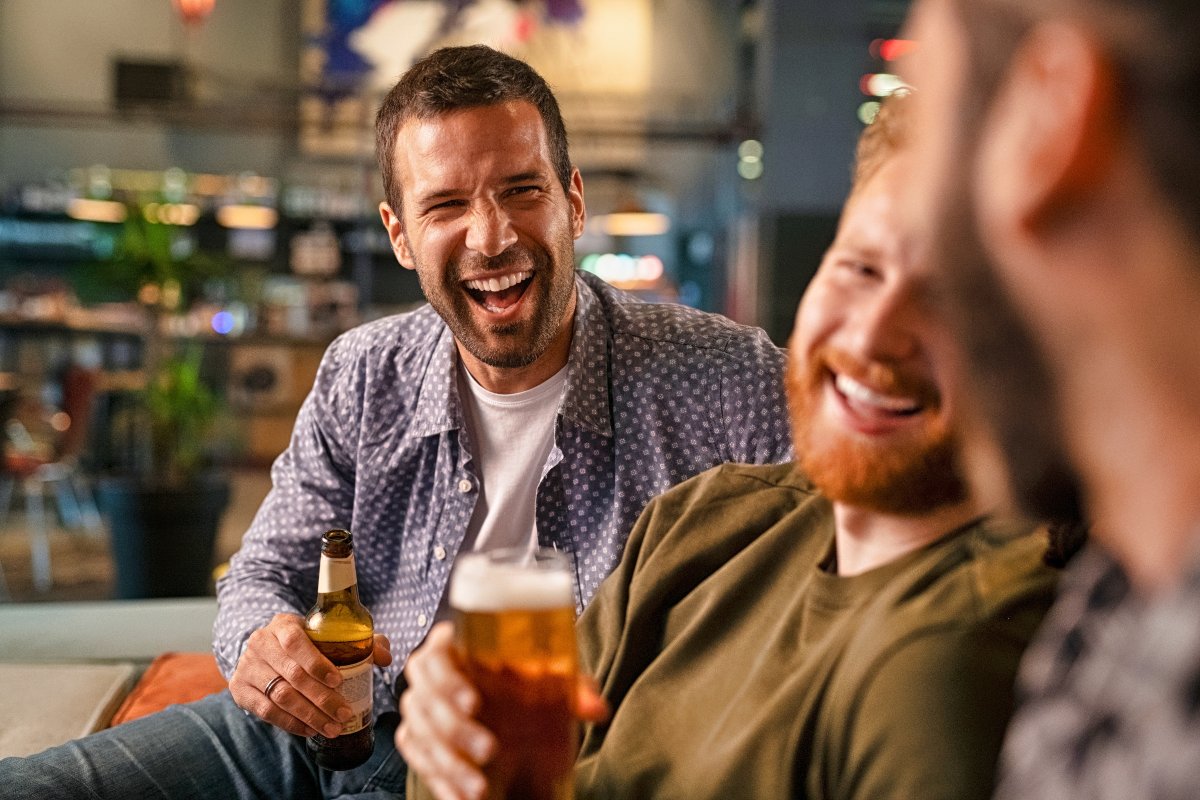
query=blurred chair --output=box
[0,366,103,594]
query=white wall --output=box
[0,0,294,182]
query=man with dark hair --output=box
[397,95,1058,800]
[374,44,573,217]
[900,0,1200,796]
[0,45,792,797]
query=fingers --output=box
[229,612,352,738]
[575,674,610,723]
[414,624,480,715]
[373,633,394,667]
[397,703,489,800]
[396,622,494,800]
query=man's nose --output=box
[844,289,919,363]
[464,202,518,257]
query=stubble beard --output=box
[415,236,577,370]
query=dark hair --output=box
[373,45,572,213]
[956,0,1200,250]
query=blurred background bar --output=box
[0,0,913,603]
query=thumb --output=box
[372,634,393,667]
[575,674,609,723]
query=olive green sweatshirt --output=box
[574,462,1055,799]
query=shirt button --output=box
[433,545,446,561]
[417,613,428,627]
[457,478,473,493]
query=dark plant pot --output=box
[97,474,232,599]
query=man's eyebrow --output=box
[414,171,549,208]
[414,187,465,207]
[500,171,547,186]
[828,240,885,262]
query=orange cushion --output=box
[110,652,228,726]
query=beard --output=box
[926,107,1085,527]
[413,235,577,370]
[786,346,967,515]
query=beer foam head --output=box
[450,553,574,612]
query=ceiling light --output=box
[217,205,278,230]
[66,199,128,224]
[597,212,671,238]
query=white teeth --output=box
[464,271,531,292]
[835,373,920,413]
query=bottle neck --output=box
[318,553,359,597]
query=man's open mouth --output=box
[463,270,533,313]
[833,372,923,418]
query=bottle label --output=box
[318,554,356,593]
[335,657,373,735]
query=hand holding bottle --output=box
[229,611,391,738]
[229,529,390,768]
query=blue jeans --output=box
[0,691,406,799]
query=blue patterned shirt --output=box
[214,271,794,713]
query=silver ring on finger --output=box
[264,674,286,699]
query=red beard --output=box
[786,346,967,515]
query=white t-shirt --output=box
[453,358,567,558]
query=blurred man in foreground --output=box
[901,0,1200,795]
[399,96,1060,800]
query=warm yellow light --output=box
[216,204,278,229]
[598,212,671,237]
[144,202,201,226]
[66,198,128,223]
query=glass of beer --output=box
[450,547,578,800]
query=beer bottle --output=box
[304,528,375,770]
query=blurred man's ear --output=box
[974,21,1119,238]
[379,202,416,270]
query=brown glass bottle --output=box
[304,529,375,770]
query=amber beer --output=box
[304,529,375,770]
[451,548,578,800]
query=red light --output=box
[172,0,215,26]
[880,39,917,61]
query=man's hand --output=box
[229,612,393,738]
[397,621,608,800]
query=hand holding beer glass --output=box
[448,547,578,800]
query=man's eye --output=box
[842,260,880,279]
[427,199,465,212]
[508,185,539,197]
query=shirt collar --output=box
[408,272,613,440]
[409,325,462,438]
[560,272,613,438]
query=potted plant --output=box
[97,344,234,599]
[91,206,236,599]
